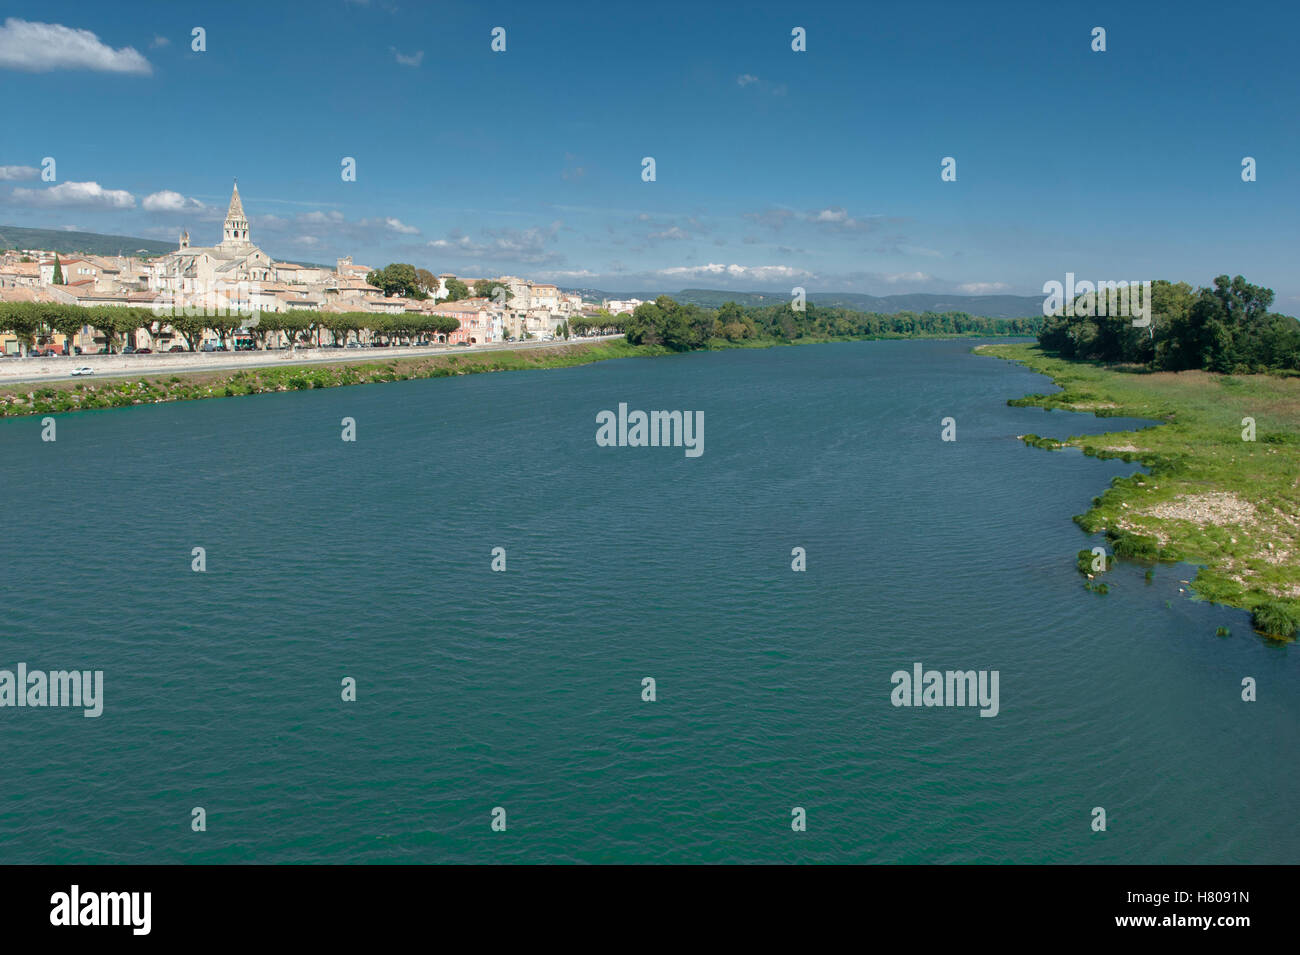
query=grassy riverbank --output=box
[977,342,1300,638]
[0,339,670,419]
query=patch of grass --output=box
[1076,549,1115,573]
[978,342,1300,637]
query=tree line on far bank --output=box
[610,296,1041,351]
[1038,275,1300,373]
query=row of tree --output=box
[615,296,1041,351]
[1037,275,1300,372]
[0,302,462,354]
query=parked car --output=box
[71,366,94,377]
[122,346,136,354]
[455,341,471,347]
[345,342,361,349]
[168,345,186,353]
[136,348,153,354]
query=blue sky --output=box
[1,0,1297,303]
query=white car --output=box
[70,366,94,376]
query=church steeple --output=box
[222,179,250,245]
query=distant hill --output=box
[0,225,177,258]
[0,224,332,268]
[562,286,1044,319]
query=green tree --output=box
[444,278,470,302]
[414,268,439,297]
[169,312,209,352]
[0,302,41,355]
[51,255,63,285]
[433,315,460,342]
[473,279,513,302]
[365,263,427,299]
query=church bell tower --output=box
[222,180,250,246]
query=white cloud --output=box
[957,281,1010,294]
[367,216,419,235]
[745,206,882,233]
[150,35,170,49]
[425,222,563,264]
[536,269,597,280]
[808,207,873,231]
[300,210,345,225]
[142,189,206,212]
[0,18,152,74]
[648,226,691,241]
[0,165,39,180]
[656,263,812,282]
[10,180,135,208]
[736,73,760,86]
[881,271,933,283]
[391,47,423,67]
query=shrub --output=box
[1111,531,1160,560]
[1076,549,1114,574]
[1251,602,1298,639]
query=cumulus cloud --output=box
[142,189,206,213]
[10,180,135,208]
[881,271,933,283]
[0,19,152,74]
[736,73,760,86]
[0,165,39,181]
[391,47,423,67]
[957,281,1010,294]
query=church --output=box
[149,181,276,296]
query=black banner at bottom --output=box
[0,864,1279,942]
